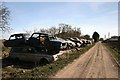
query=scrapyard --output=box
[3,32,93,65]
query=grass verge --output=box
[103,43,120,62]
[2,44,95,78]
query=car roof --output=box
[33,32,49,35]
[11,33,30,36]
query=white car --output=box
[65,39,76,49]
[67,38,82,47]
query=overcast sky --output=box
[1,2,118,39]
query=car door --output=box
[4,35,17,47]
[15,35,25,46]
[28,33,40,47]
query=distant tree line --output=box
[25,23,96,40]
[25,23,82,39]
[55,23,81,39]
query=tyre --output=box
[39,58,49,66]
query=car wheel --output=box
[39,58,49,66]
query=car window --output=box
[31,34,39,39]
[41,36,49,41]
[16,35,23,39]
[9,35,16,40]
[24,34,30,39]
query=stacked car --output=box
[65,39,76,49]
[50,37,68,50]
[4,33,30,47]
[3,32,93,65]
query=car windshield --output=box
[9,35,16,40]
[24,34,30,39]
[49,36,56,40]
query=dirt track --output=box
[53,42,119,78]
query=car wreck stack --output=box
[4,32,93,55]
[3,32,93,64]
[4,32,62,55]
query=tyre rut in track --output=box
[78,45,98,78]
[85,43,106,78]
[53,42,119,78]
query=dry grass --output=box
[0,40,3,57]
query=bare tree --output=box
[24,29,32,35]
[49,27,57,35]
[24,23,81,39]
[56,23,81,38]
[40,28,48,33]
[77,28,81,34]
[0,2,11,32]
